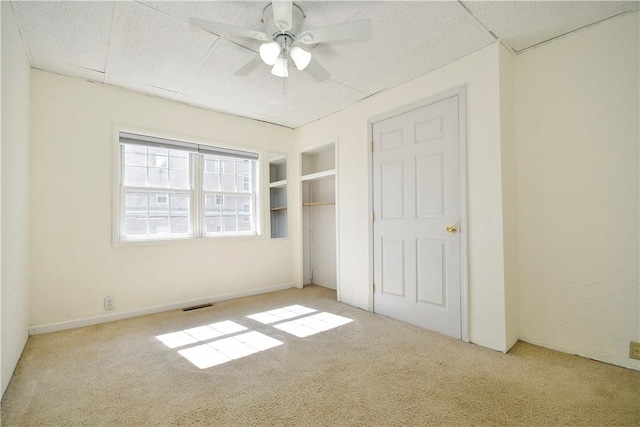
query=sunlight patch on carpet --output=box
[178,331,283,369]
[246,304,317,324]
[155,320,247,349]
[273,312,354,338]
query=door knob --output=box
[446,225,458,233]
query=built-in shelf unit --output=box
[300,140,337,291]
[269,153,288,239]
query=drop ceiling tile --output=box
[343,18,494,94]
[106,2,215,93]
[297,1,378,31]
[31,55,105,84]
[11,1,113,72]
[137,1,266,50]
[176,39,262,112]
[469,1,640,52]
[309,1,470,89]
[276,82,366,127]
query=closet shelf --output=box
[300,169,336,182]
[303,202,335,207]
[269,179,287,188]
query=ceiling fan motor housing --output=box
[262,3,305,41]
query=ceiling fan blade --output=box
[271,1,293,32]
[234,56,263,76]
[305,58,330,82]
[298,20,372,45]
[189,18,269,42]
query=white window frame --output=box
[113,129,262,244]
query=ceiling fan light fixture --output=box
[259,41,281,65]
[290,46,312,71]
[271,56,289,78]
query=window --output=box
[118,132,259,241]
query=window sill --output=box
[113,233,265,248]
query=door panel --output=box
[415,153,444,217]
[416,239,445,307]
[373,95,461,339]
[380,161,405,219]
[381,238,406,297]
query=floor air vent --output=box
[182,303,213,312]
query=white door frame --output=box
[367,86,469,342]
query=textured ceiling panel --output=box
[176,39,265,113]
[138,1,265,50]
[106,2,215,93]
[12,1,113,72]
[275,82,366,127]
[464,1,639,52]
[310,1,470,85]
[342,18,494,94]
[10,1,638,128]
[30,55,106,83]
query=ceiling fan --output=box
[190,1,372,82]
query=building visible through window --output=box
[118,132,259,241]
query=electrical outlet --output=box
[630,341,640,361]
[104,296,114,311]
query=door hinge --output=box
[371,140,374,152]
[372,212,375,222]
[373,283,376,293]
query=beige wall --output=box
[1,2,32,397]
[294,44,513,352]
[499,45,519,351]
[515,12,639,370]
[29,70,296,328]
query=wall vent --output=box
[182,303,213,312]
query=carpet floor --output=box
[2,285,639,426]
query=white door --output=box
[373,95,462,339]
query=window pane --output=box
[170,216,189,234]
[124,192,148,214]
[124,165,147,187]
[124,193,148,235]
[220,175,235,192]
[170,193,190,214]
[237,175,250,192]
[148,147,168,156]
[205,194,222,215]
[222,215,238,232]
[236,160,250,175]
[121,143,191,190]
[122,191,191,238]
[204,215,223,234]
[149,154,168,168]
[170,170,189,189]
[170,154,188,170]
[221,158,235,175]
[148,167,169,188]
[125,151,147,167]
[149,216,170,235]
[204,158,219,173]
[204,173,221,191]
[203,193,253,235]
[150,193,169,214]
[124,215,148,235]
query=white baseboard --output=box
[29,283,296,335]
